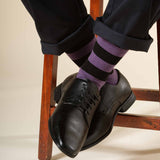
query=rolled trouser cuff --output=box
[93,17,153,52]
[41,15,95,55]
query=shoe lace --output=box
[78,83,99,115]
[63,83,99,115]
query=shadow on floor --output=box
[92,144,160,155]
[51,153,66,160]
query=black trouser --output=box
[21,0,160,55]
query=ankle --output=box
[77,68,105,90]
[105,69,119,85]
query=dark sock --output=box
[66,37,96,67]
[77,36,128,90]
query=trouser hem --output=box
[93,18,153,52]
[41,15,95,55]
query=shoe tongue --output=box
[62,78,99,105]
[63,79,88,98]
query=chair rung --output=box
[132,88,159,102]
[114,113,160,131]
[51,107,160,130]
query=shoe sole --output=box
[53,84,136,151]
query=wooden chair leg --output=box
[90,0,103,19]
[38,54,58,160]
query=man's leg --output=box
[21,0,100,158]
[76,0,160,150]
[22,0,160,157]
[77,0,160,90]
[94,0,160,52]
[50,0,160,157]
[21,0,95,57]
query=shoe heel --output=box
[54,84,62,103]
[119,92,136,112]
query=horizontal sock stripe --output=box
[73,53,90,66]
[81,60,112,81]
[93,42,122,65]
[88,51,114,72]
[67,37,96,60]
[77,69,105,90]
[97,36,128,57]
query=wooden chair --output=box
[38,0,160,159]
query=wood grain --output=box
[38,55,54,160]
[132,88,159,102]
[90,0,103,19]
[115,113,160,131]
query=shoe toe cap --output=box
[48,106,88,157]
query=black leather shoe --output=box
[48,77,100,158]
[52,70,136,151]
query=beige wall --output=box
[0,0,159,136]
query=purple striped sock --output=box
[66,37,96,67]
[77,36,128,90]
[96,36,128,85]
